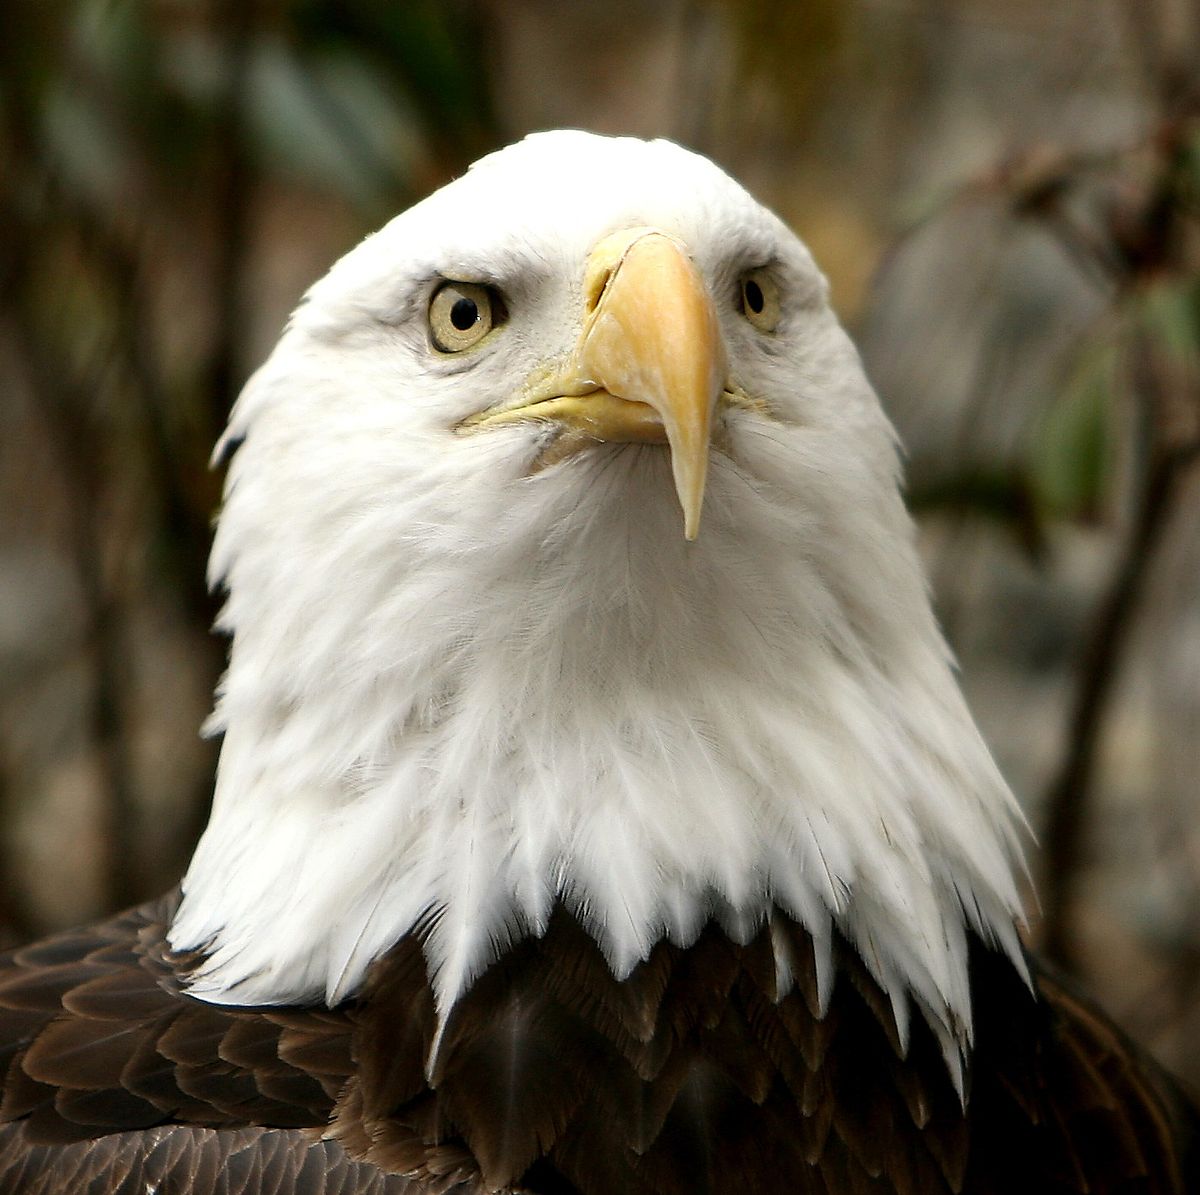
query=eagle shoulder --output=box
[0,896,351,1144]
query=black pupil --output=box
[744,279,765,314]
[450,295,479,331]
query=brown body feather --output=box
[0,895,1195,1193]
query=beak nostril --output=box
[586,268,614,314]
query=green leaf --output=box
[1136,275,1200,374]
[1028,344,1117,521]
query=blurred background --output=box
[2,0,1198,1083]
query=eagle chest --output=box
[332,907,1138,1195]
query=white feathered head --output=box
[171,131,1027,1078]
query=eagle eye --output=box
[429,281,503,353]
[738,269,780,333]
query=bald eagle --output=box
[0,132,1195,1195]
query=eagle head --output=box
[170,132,1027,1077]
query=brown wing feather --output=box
[958,941,1200,1194]
[0,896,354,1146]
[1040,961,1200,1190]
[0,1122,431,1194]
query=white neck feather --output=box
[171,370,1027,1080]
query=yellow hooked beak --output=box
[462,228,727,540]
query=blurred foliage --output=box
[713,0,848,129]
[887,88,1200,968]
[909,106,1200,543]
[289,0,496,172]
